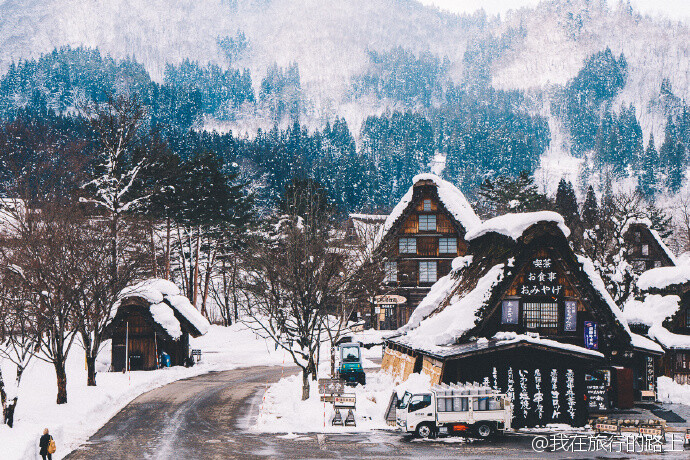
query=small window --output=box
[399,238,417,254]
[419,215,437,232]
[642,244,649,256]
[632,260,646,272]
[423,199,432,211]
[634,231,641,243]
[439,237,457,254]
[419,261,437,283]
[384,262,397,282]
[408,394,432,412]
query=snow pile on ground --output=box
[0,322,289,460]
[638,266,690,292]
[465,211,570,241]
[401,264,505,349]
[255,368,430,433]
[657,376,690,406]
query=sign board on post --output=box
[585,374,608,411]
[374,295,407,305]
[318,379,345,395]
[334,394,356,409]
[584,321,598,350]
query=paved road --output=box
[66,366,690,459]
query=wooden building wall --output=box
[624,224,675,273]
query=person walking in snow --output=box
[39,428,55,460]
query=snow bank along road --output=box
[64,365,689,459]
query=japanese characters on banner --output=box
[550,369,560,419]
[488,367,583,427]
[566,369,576,420]
[521,258,563,296]
[501,300,519,324]
[584,321,598,350]
[646,356,655,392]
[564,300,577,331]
[533,369,544,420]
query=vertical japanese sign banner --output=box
[584,321,598,350]
[564,300,577,332]
[501,300,519,324]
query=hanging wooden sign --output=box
[374,294,406,305]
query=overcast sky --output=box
[419,0,690,21]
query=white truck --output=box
[396,383,512,439]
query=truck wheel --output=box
[416,423,435,439]
[475,423,493,438]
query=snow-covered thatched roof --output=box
[376,174,480,246]
[116,279,210,339]
[622,218,677,265]
[638,265,690,292]
[465,211,570,241]
[389,214,635,353]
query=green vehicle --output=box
[338,342,366,386]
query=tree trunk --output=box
[3,398,17,428]
[165,216,171,280]
[86,354,97,386]
[111,213,119,282]
[55,361,68,404]
[192,228,200,308]
[301,370,310,401]
[149,221,158,278]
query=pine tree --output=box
[582,186,599,229]
[555,179,580,228]
[638,135,659,198]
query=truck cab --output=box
[396,384,512,439]
[338,342,366,386]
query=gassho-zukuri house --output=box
[382,211,664,428]
[106,279,210,371]
[368,174,481,330]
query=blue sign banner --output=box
[584,321,598,350]
[501,300,519,324]
[564,301,577,332]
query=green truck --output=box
[337,342,366,386]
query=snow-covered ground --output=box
[657,376,690,406]
[254,357,430,434]
[0,322,289,460]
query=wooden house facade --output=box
[383,213,663,427]
[368,174,480,330]
[623,221,676,274]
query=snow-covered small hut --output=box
[622,219,676,273]
[107,279,210,371]
[383,212,663,427]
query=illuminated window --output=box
[523,302,558,329]
[642,244,649,256]
[439,237,457,254]
[419,261,437,283]
[419,215,436,231]
[399,238,416,254]
[384,262,397,282]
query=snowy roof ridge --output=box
[492,331,605,358]
[648,324,690,349]
[117,278,210,339]
[349,213,388,221]
[376,174,481,246]
[637,266,690,292]
[465,211,570,242]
